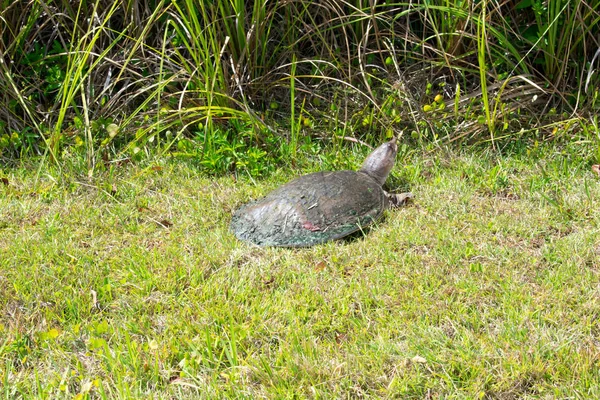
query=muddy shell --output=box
[230,170,387,247]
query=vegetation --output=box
[2,0,600,397]
[1,0,600,171]
[2,143,600,398]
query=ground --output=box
[1,144,599,398]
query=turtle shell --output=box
[230,170,387,247]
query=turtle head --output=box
[359,137,398,186]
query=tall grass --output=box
[1,0,599,168]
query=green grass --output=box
[3,0,600,166]
[1,142,599,398]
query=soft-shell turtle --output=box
[230,137,413,247]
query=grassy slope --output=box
[1,144,600,399]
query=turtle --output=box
[230,137,413,247]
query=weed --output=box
[2,1,600,169]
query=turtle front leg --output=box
[385,191,413,208]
